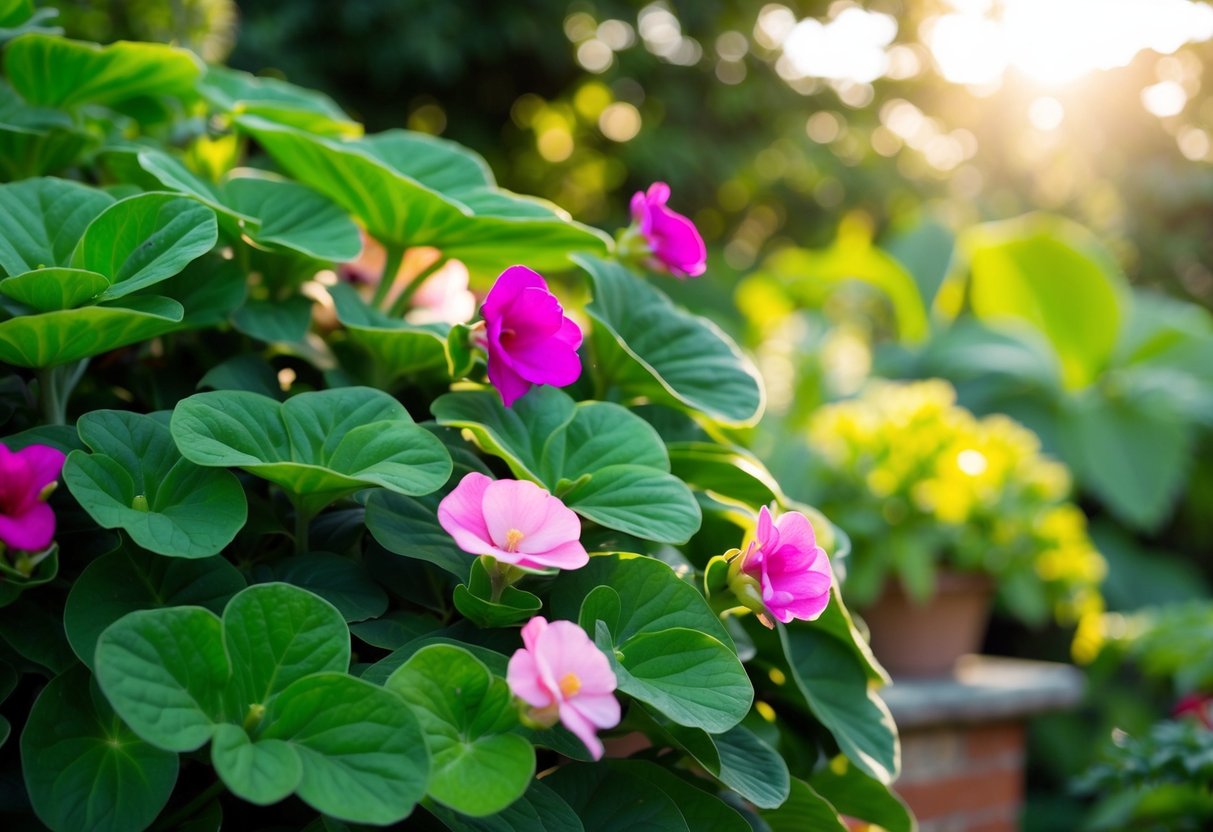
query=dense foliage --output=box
[0,3,911,830]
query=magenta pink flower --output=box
[629,182,707,278]
[507,616,621,759]
[0,443,65,552]
[437,473,589,571]
[739,506,833,624]
[480,265,582,407]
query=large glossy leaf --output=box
[266,553,389,623]
[777,624,899,784]
[0,177,113,276]
[21,666,178,832]
[433,388,700,543]
[964,214,1125,390]
[578,255,764,426]
[365,491,472,579]
[64,410,247,558]
[236,116,609,280]
[666,441,783,509]
[171,387,452,514]
[200,66,360,137]
[427,779,584,832]
[0,267,109,312]
[261,672,429,824]
[809,757,914,832]
[612,761,750,832]
[761,778,849,832]
[543,763,689,832]
[0,294,184,367]
[5,34,201,108]
[64,547,244,670]
[210,723,301,806]
[328,282,448,379]
[386,644,533,816]
[73,192,218,300]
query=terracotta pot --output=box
[862,570,993,678]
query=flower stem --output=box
[371,245,406,310]
[388,257,446,318]
[294,507,312,555]
[488,558,511,603]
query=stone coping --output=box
[881,654,1085,730]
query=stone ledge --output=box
[882,655,1085,730]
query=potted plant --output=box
[803,379,1105,676]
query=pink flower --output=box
[1174,693,1213,729]
[507,616,621,759]
[405,260,476,326]
[629,182,707,278]
[437,473,589,571]
[479,265,582,407]
[739,506,833,624]
[0,443,65,552]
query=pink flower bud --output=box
[437,473,589,571]
[0,443,65,552]
[507,616,621,759]
[480,266,583,407]
[629,182,707,278]
[739,506,833,624]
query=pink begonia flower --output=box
[1174,693,1213,729]
[629,182,708,278]
[0,443,65,552]
[437,473,589,571]
[479,265,582,407]
[405,259,476,326]
[507,616,621,760]
[739,506,833,624]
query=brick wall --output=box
[893,721,1025,832]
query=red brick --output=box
[965,722,1024,764]
[894,768,1022,822]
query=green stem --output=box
[388,257,446,318]
[294,508,312,555]
[488,558,511,604]
[371,245,406,310]
[151,779,225,832]
[38,359,89,426]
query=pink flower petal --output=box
[520,616,548,652]
[486,349,533,407]
[567,692,622,729]
[0,501,55,551]
[19,445,65,493]
[481,479,553,548]
[482,266,547,320]
[559,703,606,760]
[507,646,553,709]
[514,538,588,571]
[437,473,496,554]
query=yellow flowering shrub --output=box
[807,380,1105,632]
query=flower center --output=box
[504,528,525,553]
[558,672,581,697]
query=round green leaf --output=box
[64,547,245,670]
[94,605,229,752]
[761,778,849,832]
[452,558,542,628]
[0,294,184,367]
[171,387,452,514]
[268,553,388,623]
[386,644,534,817]
[612,760,750,832]
[328,282,449,379]
[0,177,114,276]
[667,441,784,510]
[236,116,609,281]
[210,723,302,806]
[64,410,248,558]
[427,779,584,832]
[5,33,201,108]
[577,254,764,426]
[199,66,359,137]
[365,491,473,579]
[226,176,361,261]
[543,763,689,832]
[262,672,430,825]
[0,267,108,311]
[21,666,178,832]
[73,192,219,300]
[223,583,350,711]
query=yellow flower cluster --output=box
[808,380,1105,647]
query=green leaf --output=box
[5,34,201,108]
[0,177,114,276]
[236,117,609,280]
[387,644,533,816]
[964,214,1125,389]
[64,410,247,558]
[262,672,430,824]
[226,176,362,261]
[365,490,472,579]
[21,666,178,832]
[777,624,899,784]
[760,778,849,832]
[351,611,442,650]
[73,192,219,300]
[64,547,244,670]
[223,583,350,710]
[544,763,690,832]
[809,757,914,832]
[231,296,315,343]
[433,389,700,544]
[171,387,452,515]
[269,553,388,623]
[0,267,109,311]
[578,254,764,426]
[611,760,750,832]
[452,558,542,628]
[0,294,184,367]
[210,723,302,806]
[1058,390,1192,531]
[667,441,783,509]
[199,66,359,138]
[427,779,584,832]
[94,605,229,751]
[328,282,448,379]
